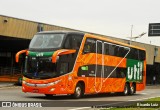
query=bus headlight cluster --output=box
[47,80,61,86]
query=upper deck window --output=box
[63,34,83,50]
[29,34,65,49]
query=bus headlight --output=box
[47,80,61,86]
[22,80,26,84]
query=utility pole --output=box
[128,25,146,45]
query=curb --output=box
[0,83,17,88]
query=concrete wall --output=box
[0,15,78,39]
[0,16,37,39]
[155,47,160,63]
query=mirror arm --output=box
[15,50,28,63]
[52,49,76,63]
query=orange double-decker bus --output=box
[16,31,146,98]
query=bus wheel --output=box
[72,83,83,98]
[45,94,53,98]
[129,83,136,95]
[123,83,130,96]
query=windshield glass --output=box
[29,33,65,49]
[24,56,65,79]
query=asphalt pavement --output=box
[0,84,160,110]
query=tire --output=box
[122,83,130,96]
[129,83,136,95]
[72,83,84,99]
[133,84,136,94]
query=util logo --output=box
[127,62,143,80]
[36,53,43,57]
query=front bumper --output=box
[22,82,70,95]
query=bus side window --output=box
[134,49,139,60]
[83,38,96,54]
[118,47,123,57]
[71,35,83,50]
[127,48,139,60]
[139,50,146,61]
[137,50,140,60]
[64,36,71,49]
[64,34,83,50]
[127,48,134,59]
[119,47,128,57]
[84,44,91,53]
[104,43,109,55]
[96,41,102,54]
[116,68,126,78]
[109,44,115,56]
[59,63,69,74]
[114,46,120,56]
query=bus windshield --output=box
[29,34,65,49]
[25,33,84,79]
[24,56,63,79]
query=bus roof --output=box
[37,30,84,35]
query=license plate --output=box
[33,89,39,93]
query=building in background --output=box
[0,15,160,84]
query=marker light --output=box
[49,88,55,92]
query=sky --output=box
[0,0,160,46]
